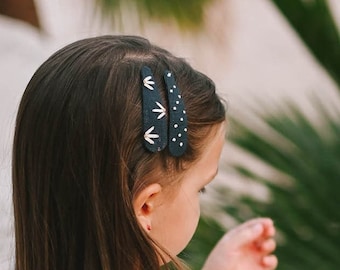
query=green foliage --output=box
[270,0,340,88]
[96,0,214,30]
[229,102,340,269]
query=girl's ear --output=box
[133,183,162,232]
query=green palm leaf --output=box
[269,0,340,88]
[95,0,214,30]
[229,101,340,269]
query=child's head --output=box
[12,35,225,270]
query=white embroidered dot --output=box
[170,89,173,93]
[176,101,179,104]
[178,133,182,137]
[178,95,181,98]
[174,124,178,128]
[179,142,183,147]
[180,118,184,121]
[173,106,177,110]
[167,72,171,77]
[184,128,187,132]
[173,85,177,88]
[172,138,176,142]
[183,110,186,114]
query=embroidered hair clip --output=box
[141,66,168,152]
[141,66,188,157]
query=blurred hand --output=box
[202,218,278,270]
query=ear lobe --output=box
[133,183,162,231]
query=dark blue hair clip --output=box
[141,66,188,157]
[141,66,168,152]
[163,70,188,157]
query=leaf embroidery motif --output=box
[152,102,166,119]
[144,126,159,145]
[143,76,155,90]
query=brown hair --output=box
[12,35,225,270]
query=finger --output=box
[262,255,278,269]
[229,218,273,236]
[226,218,274,248]
[258,238,276,253]
[238,218,273,230]
[262,221,276,238]
[229,222,264,248]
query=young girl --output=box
[12,35,277,270]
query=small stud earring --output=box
[147,224,151,231]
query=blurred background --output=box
[0,0,339,269]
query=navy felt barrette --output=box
[141,66,188,156]
[163,70,188,157]
[141,66,168,152]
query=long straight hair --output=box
[12,35,226,270]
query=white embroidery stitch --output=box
[144,126,159,145]
[143,76,155,90]
[152,102,166,119]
